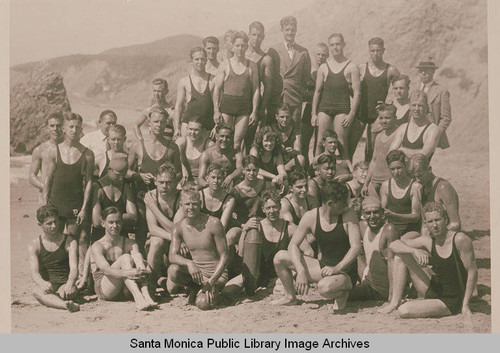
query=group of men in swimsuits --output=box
[27,15,477,318]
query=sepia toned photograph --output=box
[9,0,490,334]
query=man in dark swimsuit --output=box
[168,188,229,310]
[380,202,477,317]
[198,125,243,189]
[268,16,311,152]
[143,163,183,290]
[43,113,94,275]
[348,38,400,162]
[410,153,461,231]
[129,106,182,252]
[245,21,273,147]
[311,33,361,160]
[273,180,361,311]
[307,154,336,203]
[91,155,137,239]
[389,91,441,159]
[90,207,157,311]
[27,205,80,312]
[29,112,64,205]
[173,47,214,137]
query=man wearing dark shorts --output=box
[168,188,229,310]
[43,113,94,275]
[273,180,361,311]
[28,205,80,312]
[380,202,477,317]
[349,198,399,302]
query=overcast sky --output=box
[10,0,313,65]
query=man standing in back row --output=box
[348,38,400,162]
[416,58,451,150]
[268,16,311,152]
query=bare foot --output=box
[333,292,349,311]
[270,297,301,306]
[65,301,80,313]
[136,300,154,311]
[378,303,399,314]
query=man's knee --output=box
[148,236,165,252]
[317,276,347,296]
[397,303,412,318]
[167,264,182,282]
[273,250,289,267]
[119,253,134,266]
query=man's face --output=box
[191,51,207,72]
[188,122,203,140]
[108,130,125,152]
[292,179,308,199]
[410,96,427,120]
[47,118,63,142]
[243,163,259,182]
[353,167,368,184]
[216,129,233,150]
[99,114,117,135]
[224,37,234,55]
[181,195,200,219]
[369,44,384,63]
[103,212,122,237]
[314,47,329,66]
[156,172,176,195]
[419,68,435,84]
[328,36,345,56]
[362,205,384,229]
[207,169,224,190]
[276,110,292,128]
[64,119,82,142]
[319,162,336,181]
[322,137,338,154]
[149,112,166,136]
[388,160,406,180]
[378,110,395,130]
[204,42,219,61]
[392,79,409,100]
[248,27,264,48]
[40,216,60,237]
[424,211,447,237]
[108,167,126,183]
[233,38,248,58]
[412,165,433,186]
[262,199,280,221]
[281,24,297,43]
[152,84,167,102]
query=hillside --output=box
[10,0,487,153]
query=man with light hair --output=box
[203,36,220,76]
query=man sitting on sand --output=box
[90,207,158,311]
[380,202,477,317]
[273,180,361,311]
[27,205,80,312]
[349,198,399,302]
[167,187,229,310]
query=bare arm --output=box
[388,125,406,152]
[129,240,147,271]
[122,184,137,228]
[250,62,260,118]
[77,150,95,224]
[311,65,326,117]
[280,197,295,225]
[42,149,56,204]
[330,209,361,273]
[220,197,235,230]
[91,185,103,228]
[197,150,210,188]
[29,146,43,190]
[144,191,175,236]
[65,236,79,286]
[437,181,461,231]
[455,232,477,314]
[386,183,422,223]
[288,211,314,274]
[134,110,149,141]
[173,78,187,136]
[168,225,191,266]
[207,219,229,285]
[348,63,361,117]
[146,207,172,241]
[389,235,431,255]
[380,181,389,208]
[27,240,51,291]
[381,223,400,301]
[212,61,227,121]
[420,125,440,158]
[261,55,273,112]
[91,243,129,279]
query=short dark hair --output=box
[321,180,349,204]
[65,113,83,124]
[409,153,431,174]
[391,74,411,87]
[276,103,292,116]
[37,204,59,224]
[322,129,338,142]
[242,155,259,168]
[148,105,168,120]
[216,124,233,136]
[280,16,297,28]
[206,163,224,176]
[101,206,121,221]
[376,102,397,117]
[423,201,448,223]
[152,78,168,91]
[249,21,265,33]
[368,37,384,47]
[315,42,329,52]
[99,110,117,123]
[189,46,207,60]
[45,112,63,125]
[260,189,281,208]
[108,124,126,137]
[353,161,368,172]
[317,153,336,166]
[328,33,344,43]
[203,36,219,47]
[410,90,429,107]
[386,150,406,166]
[156,162,177,179]
[288,171,307,186]
[232,31,249,44]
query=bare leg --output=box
[317,274,353,310]
[368,181,381,199]
[146,236,167,284]
[233,115,249,152]
[222,274,244,298]
[347,119,365,161]
[315,112,334,156]
[398,299,452,318]
[33,288,80,312]
[333,113,350,160]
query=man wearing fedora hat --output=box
[416,58,451,149]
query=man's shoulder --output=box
[453,232,473,251]
[436,178,457,195]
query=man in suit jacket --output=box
[417,59,451,149]
[268,16,311,151]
